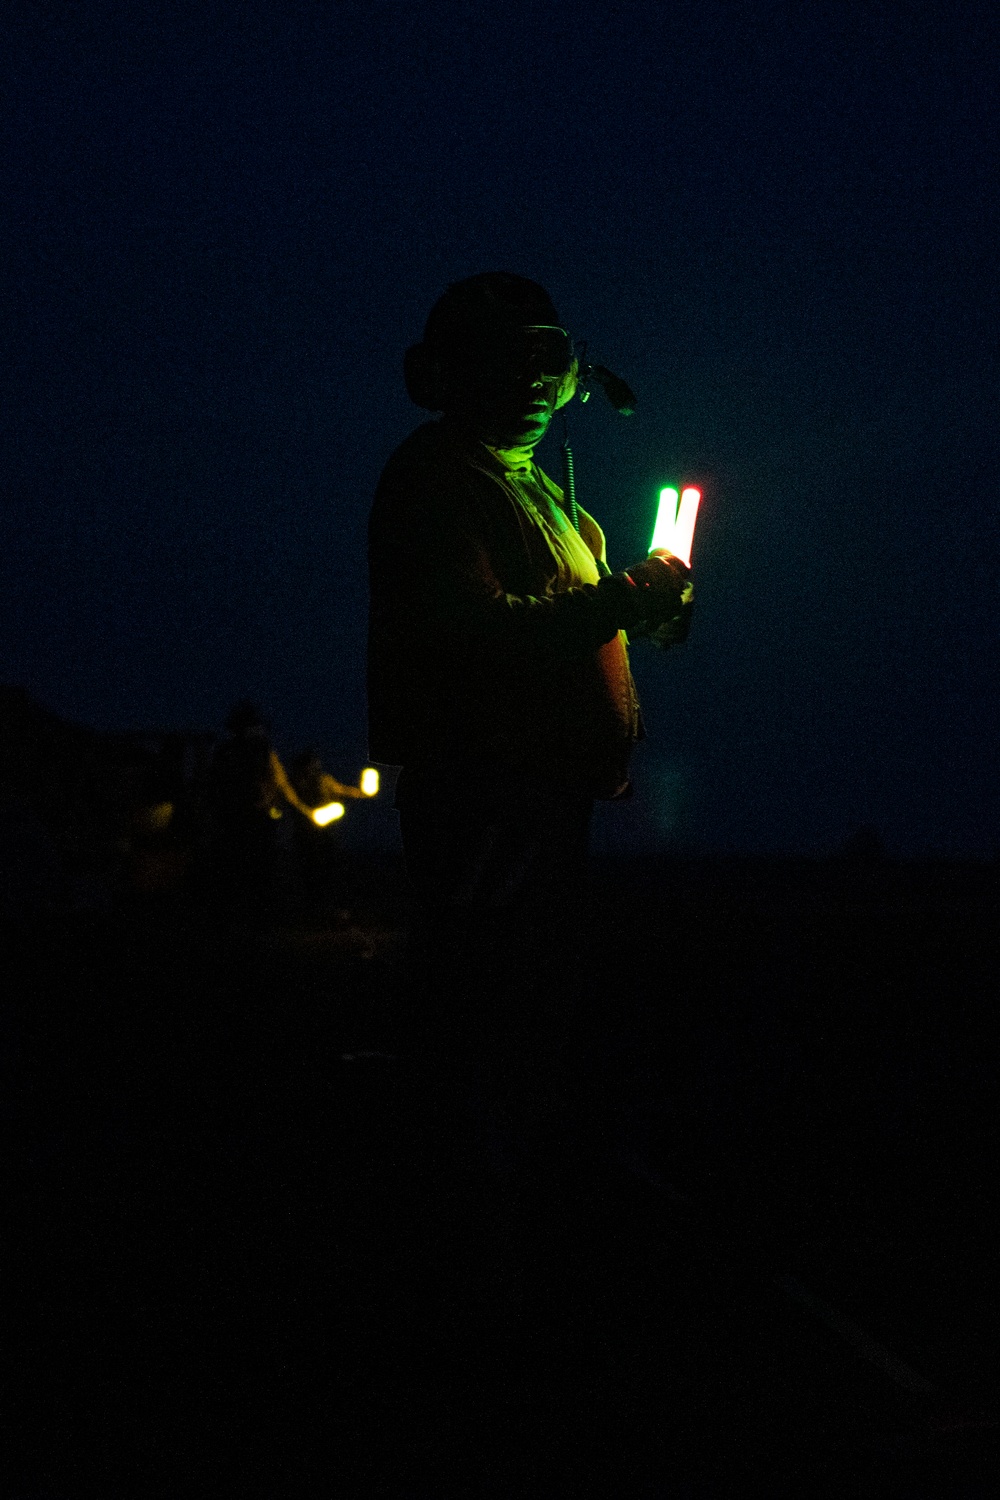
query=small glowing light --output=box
[134,801,174,834]
[360,768,380,797]
[649,485,701,568]
[313,802,345,826]
[269,806,283,820]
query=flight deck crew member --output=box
[367,273,692,1061]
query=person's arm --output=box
[270,752,314,817]
[371,470,688,662]
[318,772,365,801]
[631,597,694,649]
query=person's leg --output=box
[397,787,593,1056]
[396,786,612,1459]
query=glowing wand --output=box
[649,486,701,568]
[313,802,345,826]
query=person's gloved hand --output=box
[623,549,693,628]
[633,599,694,649]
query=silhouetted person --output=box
[369,274,699,1472]
[368,274,696,1447]
[369,273,693,1084]
[206,702,312,927]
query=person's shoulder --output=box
[374,421,485,521]
[377,420,465,486]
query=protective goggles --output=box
[483,325,576,380]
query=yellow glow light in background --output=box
[360,768,380,797]
[313,802,345,826]
[134,801,174,835]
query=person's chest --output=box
[491,469,600,592]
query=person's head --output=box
[404,272,578,447]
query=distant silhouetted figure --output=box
[206,702,312,928]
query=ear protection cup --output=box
[403,343,446,411]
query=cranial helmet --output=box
[404,272,569,412]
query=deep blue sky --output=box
[3,0,998,854]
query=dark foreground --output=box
[4,854,998,1497]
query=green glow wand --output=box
[649,486,701,568]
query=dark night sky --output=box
[3,0,998,855]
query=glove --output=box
[632,598,694,650]
[623,549,693,629]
